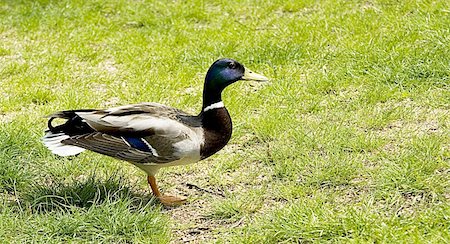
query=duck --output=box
[42,58,268,206]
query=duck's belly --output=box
[131,156,201,176]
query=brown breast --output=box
[200,107,232,159]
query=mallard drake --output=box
[42,58,268,206]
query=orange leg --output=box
[147,175,187,206]
[147,175,162,197]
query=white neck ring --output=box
[203,101,224,112]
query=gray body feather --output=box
[43,103,204,175]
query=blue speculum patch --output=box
[122,137,152,152]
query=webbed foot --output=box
[157,195,187,206]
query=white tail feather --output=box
[42,132,85,156]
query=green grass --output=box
[1,0,449,242]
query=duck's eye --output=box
[228,62,236,69]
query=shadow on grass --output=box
[23,174,157,213]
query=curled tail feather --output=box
[42,110,95,156]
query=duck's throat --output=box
[200,107,232,160]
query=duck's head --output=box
[202,58,268,109]
[205,59,268,92]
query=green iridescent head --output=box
[203,58,268,107]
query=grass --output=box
[0,0,449,242]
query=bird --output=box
[42,58,268,206]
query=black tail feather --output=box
[47,110,96,136]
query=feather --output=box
[62,132,180,164]
[74,103,193,137]
[42,132,85,156]
[121,136,159,156]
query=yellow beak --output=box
[241,68,269,82]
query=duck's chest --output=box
[200,108,232,159]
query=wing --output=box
[74,102,193,136]
[58,103,203,164]
[63,132,181,164]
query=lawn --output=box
[0,0,449,242]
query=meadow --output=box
[0,0,449,242]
